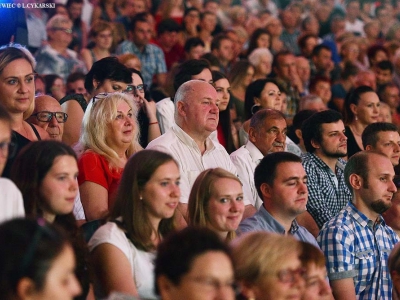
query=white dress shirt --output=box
[146,124,239,204]
[230,141,263,209]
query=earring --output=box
[355,115,358,121]
[139,196,143,200]
[251,104,261,115]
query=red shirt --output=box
[78,151,123,209]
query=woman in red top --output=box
[78,92,142,221]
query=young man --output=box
[318,151,399,299]
[238,152,318,248]
[300,110,352,235]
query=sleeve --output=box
[303,163,335,228]
[156,99,175,134]
[0,179,25,222]
[317,225,357,280]
[35,51,57,75]
[230,153,254,207]
[73,191,86,221]
[155,47,167,74]
[78,152,109,190]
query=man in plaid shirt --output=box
[318,151,399,299]
[300,110,352,236]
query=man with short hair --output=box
[300,110,352,235]
[295,56,311,95]
[345,0,364,36]
[211,34,234,74]
[362,122,400,166]
[318,151,399,299]
[230,109,287,210]
[374,60,394,90]
[238,151,319,247]
[147,80,240,226]
[154,18,184,71]
[378,83,400,125]
[28,95,67,141]
[156,59,213,134]
[66,71,88,99]
[183,38,205,61]
[155,227,235,300]
[310,44,336,80]
[116,12,167,88]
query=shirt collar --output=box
[259,205,300,235]
[245,141,264,164]
[347,202,386,228]
[172,124,216,152]
[303,152,346,174]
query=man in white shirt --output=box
[230,109,287,210]
[147,80,241,226]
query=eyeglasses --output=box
[31,111,68,123]
[133,84,147,93]
[274,267,307,284]
[52,27,73,34]
[0,141,16,158]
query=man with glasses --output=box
[28,95,67,141]
[35,14,87,82]
[318,151,399,299]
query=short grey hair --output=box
[300,94,324,111]
[248,48,273,68]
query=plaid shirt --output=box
[302,153,352,228]
[116,40,166,87]
[317,203,399,300]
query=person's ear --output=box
[260,182,272,199]
[239,281,258,300]
[16,277,37,300]
[349,174,362,190]
[295,129,302,140]
[310,138,320,149]
[248,127,257,143]
[365,145,373,151]
[92,79,100,90]
[350,103,358,117]
[177,101,186,117]
[157,275,175,300]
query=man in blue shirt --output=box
[238,152,318,248]
[318,151,399,299]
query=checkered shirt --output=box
[302,153,352,228]
[317,203,399,300]
[116,41,167,87]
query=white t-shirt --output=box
[88,221,157,300]
[0,178,25,223]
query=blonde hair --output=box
[231,231,301,284]
[46,14,72,31]
[188,168,242,241]
[80,93,141,168]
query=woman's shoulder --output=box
[88,221,129,251]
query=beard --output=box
[370,199,392,214]
[321,147,347,158]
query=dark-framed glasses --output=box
[31,111,68,123]
[274,267,307,284]
[0,141,16,158]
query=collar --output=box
[303,152,346,173]
[245,141,264,164]
[43,44,77,58]
[172,124,215,153]
[131,41,148,54]
[259,206,299,235]
[347,202,386,229]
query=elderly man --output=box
[28,95,67,141]
[35,14,86,81]
[318,151,399,299]
[230,109,286,210]
[147,80,240,225]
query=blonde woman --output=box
[231,231,305,300]
[188,168,244,241]
[78,92,142,221]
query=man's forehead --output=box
[377,130,400,140]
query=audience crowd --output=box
[3,0,400,299]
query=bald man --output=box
[28,95,67,141]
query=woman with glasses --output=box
[81,20,114,71]
[130,68,161,147]
[78,92,142,221]
[88,150,180,299]
[0,218,81,300]
[188,168,244,241]
[0,44,49,178]
[10,140,90,300]
[0,102,25,223]
[61,56,133,146]
[231,231,305,300]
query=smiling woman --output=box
[78,92,142,221]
